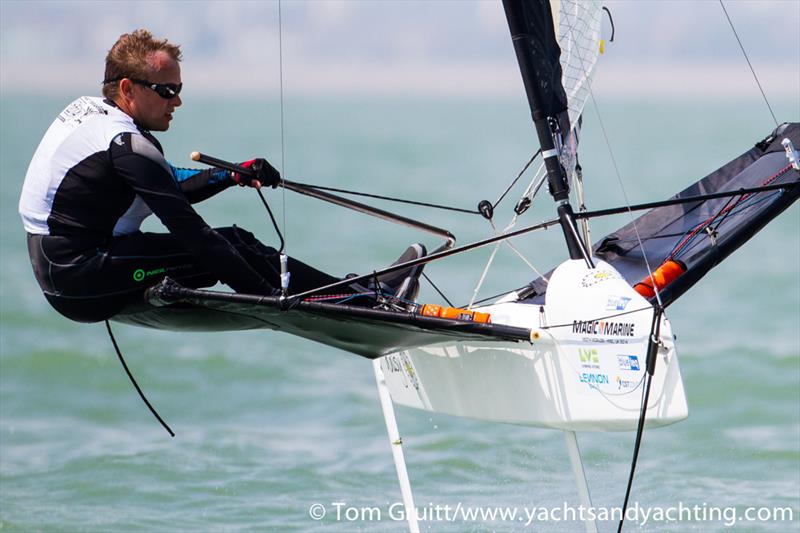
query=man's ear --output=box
[119,78,134,100]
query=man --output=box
[20,29,425,323]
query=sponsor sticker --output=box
[616,375,638,391]
[579,372,609,385]
[581,269,622,287]
[578,348,600,369]
[572,320,635,337]
[606,295,631,311]
[384,353,419,390]
[617,355,641,371]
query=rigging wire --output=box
[421,273,454,308]
[574,48,664,309]
[464,288,514,308]
[574,178,796,220]
[468,217,551,308]
[277,0,288,251]
[493,149,541,209]
[468,5,605,303]
[468,240,503,309]
[718,0,779,127]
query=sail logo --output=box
[617,355,640,371]
[579,372,609,385]
[605,296,631,311]
[581,269,622,287]
[572,320,635,337]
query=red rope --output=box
[668,163,791,260]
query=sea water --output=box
[1,94,798,532]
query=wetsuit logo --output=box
[133,267,167,282]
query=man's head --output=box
[103,29,182,132]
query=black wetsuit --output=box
[19,96,338,322]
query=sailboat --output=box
[109,1,798,531]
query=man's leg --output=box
[29,232,222,322]
[215,226,343,293]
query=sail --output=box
[551,0,603,176]
[503,0,602,145]
[503,0,569,123]
[520,123,800,307]
[552,0,603,128]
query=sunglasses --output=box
[104,77,182,99]
[130,78,182,99]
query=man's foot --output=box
[343,244,427,309]
[374,243,427,303]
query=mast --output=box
[502,0,593,265]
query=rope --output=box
[256,188,285,254]
[667,166,791,260]
[719,0,779,127]
[105,321,174,437]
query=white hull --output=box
[380,259,689,432]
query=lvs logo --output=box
[579,348,598,364]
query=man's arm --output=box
[169,164,233,203]
[110,132,277,295]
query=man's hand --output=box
[232,158,281,189]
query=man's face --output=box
[127,50,182,132]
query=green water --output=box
[1,94,798,532]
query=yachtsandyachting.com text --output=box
[307,501,795,528]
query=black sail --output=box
[503,0,586,258]
[503,0,569,124]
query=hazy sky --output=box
[1,0,798,99]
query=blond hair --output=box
[102,29,182,99]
